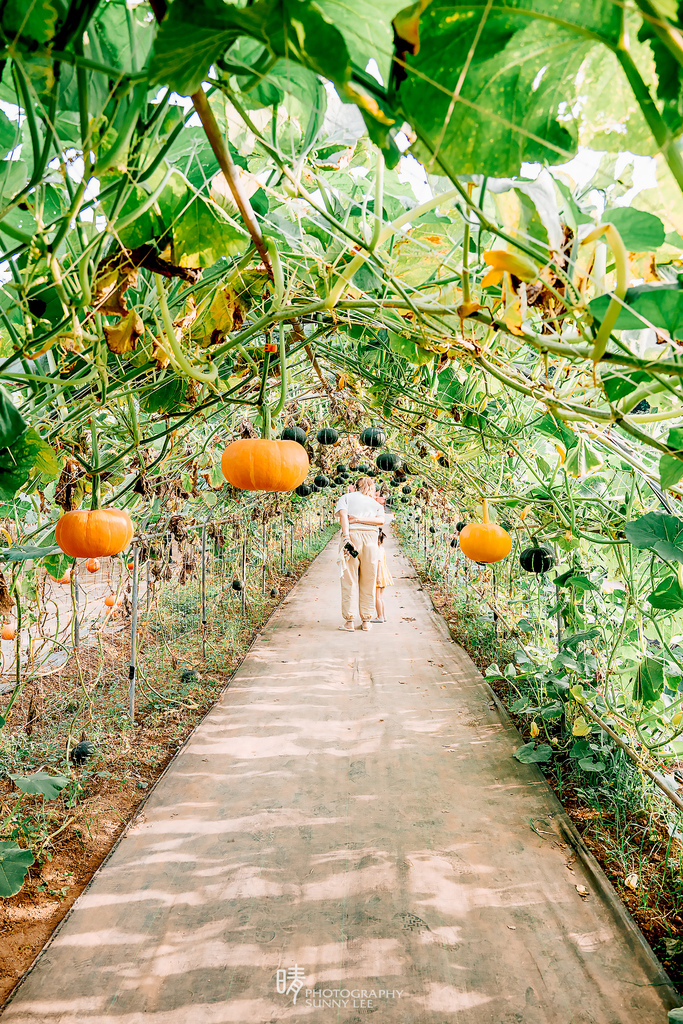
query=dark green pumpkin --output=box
[360,426,385,448]
[70,740,95,766]
[270,587,279,598]
[376,451,401,472]
[317,427,339,445]
[294,483,312,497]
[281,425,307,446]
[314,474,330,488]
[520,540,555,574]
[232,579,243,591]
[401,496,409,503]
[456,521,466,531]
[402,485,412,494]
[336,463,347,473]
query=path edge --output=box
[399,542,682,1012]
[0,537,334,1016]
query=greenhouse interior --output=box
[4,1,683,1021]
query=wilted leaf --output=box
[103,310,144,355]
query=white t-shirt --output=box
[335,492,385,523]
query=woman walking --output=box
[373,529,393,622]
[335,476,385,631]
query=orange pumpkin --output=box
[86,558,100,573]
[459,500,512,563]
[221,439,309,492]
[104,594,116,607]
[55,508,134,558]
[49,571,71,584]
[2,624,15,640]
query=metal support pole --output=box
[290,523,294,563]
[262,521,267,595]
[201,512,210,661]
[241,540,247,616]
[129,543,139,725]
[280,513,285,571]
[72,561,80,649]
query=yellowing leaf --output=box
[572,716,591,737]
[103,311,144,355]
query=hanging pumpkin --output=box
[334,475,345,485]
[390,479,400,488]
[232,579,243,591]
[281,425,307,446]
[2,624,15,640]
[86,558,100,573]
[450,537,458,549]
[294,482,312,497]
[316,427,339,445]
[376,452,401,472]
[401,497,409,504]
[221,439,309,492]
[459,501,512,564]
[357,463,370,473]
[55,509,134,559]
[402,485,412,494]
[360,426,385,448]
[314,474,330,488]
[456,521,466,531]
[520,539,555,574]
[104,594,118,607]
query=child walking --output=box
[373,529,393,623]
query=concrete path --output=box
[1,531,678,1023]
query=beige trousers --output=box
[340,528,380,622]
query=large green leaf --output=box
[624,512,683,563]
[0,428,60,500]
[10,772,69,800]
[389,330,435,366]
[0,841,34,898]
[602,208,665,252]
[513,742,552,764]
[393,2,621,175]
[171,194,249,268]
[647,575,683,611]
[589,283,683,338]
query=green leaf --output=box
[9,771,69,800]
[625,512,683,563]
[647,575,683,611]
[0,428,59,500]
[589,283,683,338]
[513,742,552,764]
[660,428,683,490]
[535,412,577,451]
[0,841,34,898]
[633,657,665,705]
[2,0,60,45]
[0,544,62,563]
[0,386,28,449]
[0,110,16,160]
[394,2,621,176]
[578,757,606,773]
[602,208,665,252]
[388,330,434,366]
[168,193,248,268]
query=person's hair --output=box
[378,529,386,545]
[355,476,375,496]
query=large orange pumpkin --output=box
[221,439,309,492]
[459,500,512,563]
[55,509,134,558]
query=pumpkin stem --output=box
[482,499,489,524]
[263,405,271,440]
[90,416,100,511]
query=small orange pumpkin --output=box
[49,571,71,584]
[459,500,512,563]
[86,558,100,573]
[2,624,16,640]
[55,508,134,558]
[221,439,309,492]
[104,594,116,607]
